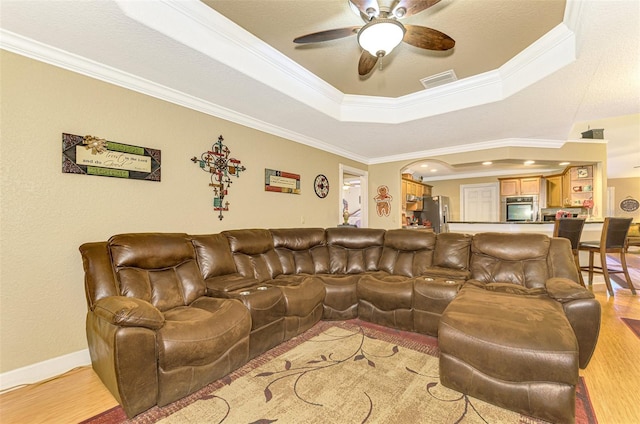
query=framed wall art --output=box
[265,169,300,194]
[62,133,161,181]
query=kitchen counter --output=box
[401,225,434,231]
[448,221,604,241]
[448,221,604,224]
[449,221,547,224]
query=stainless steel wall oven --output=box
[501,196,539,222]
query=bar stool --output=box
[553,218,586,287]
[578,217,635,296]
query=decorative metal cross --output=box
[191,135,246,220]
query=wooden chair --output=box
[553,218,586,287]
[578,217,636,296]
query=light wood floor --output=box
[1,257,639,424]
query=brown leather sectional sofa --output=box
[80,227,601,423]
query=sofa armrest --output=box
[546,278,600,368]
[93,296,164,330]
[205,273,260,297]
[545,277,595,303]
[86,310,158,416]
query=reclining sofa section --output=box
[80,228,601,423]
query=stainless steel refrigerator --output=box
[413,195,450,233]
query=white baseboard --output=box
[0,349,91,391]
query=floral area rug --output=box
[84,319,597,424]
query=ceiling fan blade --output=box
[358,50,379,76]
[350,0,379,18]
[403,25,455,50]
[293,27,360,44]
[392,0,442,18]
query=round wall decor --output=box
[620,197,639,212]
[314,174,329,198]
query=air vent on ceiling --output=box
[420,70,457,90]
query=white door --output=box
[460,183,500,222]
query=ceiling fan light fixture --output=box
[357,18,405,57]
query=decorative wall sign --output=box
[374,185,393,217]
[620,197,640,212]
[62,133,161,181]
[265,169,300,194]
[191,135,246,220]
[314,174,329,198]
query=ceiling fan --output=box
[293,0,455,76]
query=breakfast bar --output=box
[448,221,604,241]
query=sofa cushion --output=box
[223,229,274,255]
[326,228,385,274]
[470,233,550,289]
[109,234,206,311]
[110,233,193,269]
[158,298,250,371]
[433,232,472,270]
[271,228,329,274]
[316,274,361,319]
[191,234,237,279]
[358,275,413,311]
[413,277,463,336]
[378,229,435,276]
[223,229,283,282]
[439,285,579,386]
[117,262,205,312]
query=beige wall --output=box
[608,177,640,222]
[0,51,366,372]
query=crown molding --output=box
[421,167,562,182]
[368,138,567,165]
[117,0,579,125]
[0,0,582,166]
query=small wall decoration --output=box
[191,135,246,220]
[577,167,589,178]
[265,169,300,194]
[314,174,329,198]
[374,185,393,217]
[62,133,161,181]
[620,197,640,213]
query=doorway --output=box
[339,164,368,228]
[460,183,500,222]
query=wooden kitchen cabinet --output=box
[499,176,541,196]
[500,178,520,196]
[546,174,563,207]
[520,177,541,195]
[402,177,432,211]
